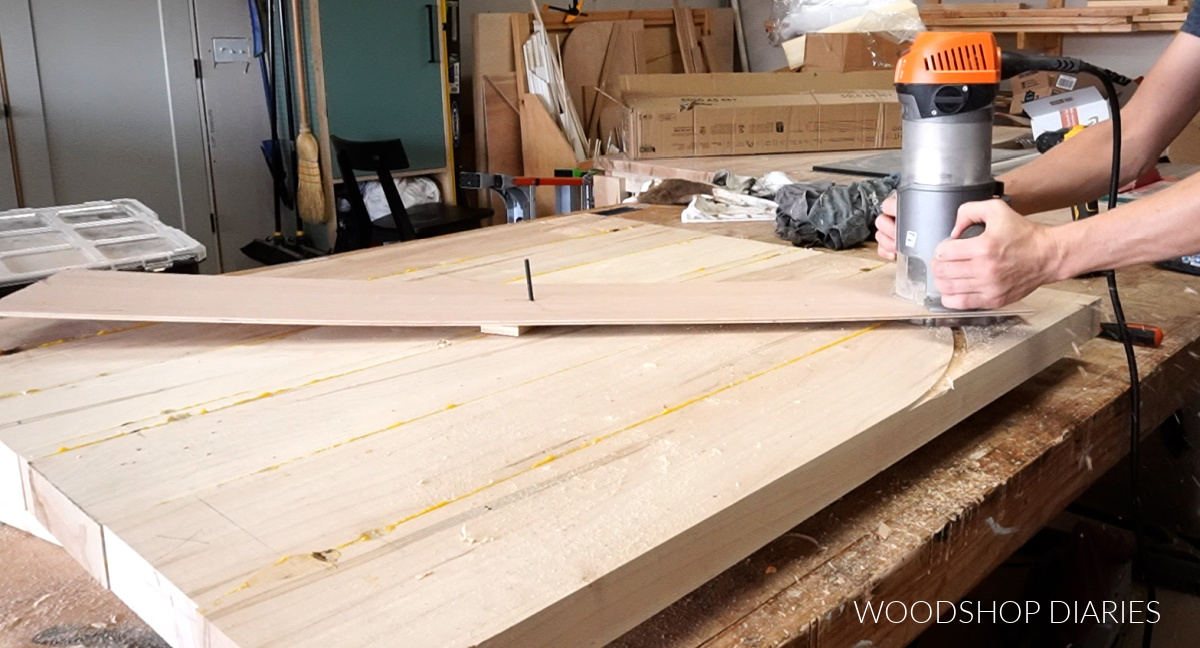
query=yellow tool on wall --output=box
[544,0,586,23]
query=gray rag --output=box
[774,175,899,250]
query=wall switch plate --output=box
[212,37,251,64]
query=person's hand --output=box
[875,193,897,260]
[933,199,1064,310]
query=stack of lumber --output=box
[472,6,737,218]
[920,0,1190,33]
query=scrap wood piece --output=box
[538,7,711,30]
[672,7,694,73]
[483,75,524,211]
[700,31,733,73]
[561,21,616,125]
[922,15,1136,25]
[523,2,588,160]
[922,6,1152,17]
[520,96,580,216]
[473,12,520,215]
[921,2,1029,10]
[587,20,643,140]
[1087,0,1172,5]
[672,1,704,73]
[1133,11,1190,20]
[927,22,1136,32]
[0,269,1035,328]
[511,14,532,95]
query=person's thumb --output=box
[881,192,897,216]
[949,199,1001,239]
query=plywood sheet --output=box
[0,214,1098,648]
[561,20,615,124]
[590,21,644,142]
[0,266,1033,328]
[473,13,520,225]
[482,74,523,196]
[641,25,687,74]
[706,7,737,73]
[520,97,581,217]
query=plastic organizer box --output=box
[0,199,206,289]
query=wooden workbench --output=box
[2,146,1196,648]
[0,210,1096,648]
[587,147,1200,646]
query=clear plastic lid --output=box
[0,199,206,287]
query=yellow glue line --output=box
[212,323,883,606]
[1,324,156,399]
[3,326,314,404]
[170,341,638,505]
[682,251,787,282]
[31,322,156,350]
[48,331,485,458]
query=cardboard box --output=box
[781,32,907,72]
[625,90,900,159]
[1023,87,1111,140]
[1169,112,1200,164]
[1009,70,1103,115]
[618,70,897,99]
[621,70,901,159]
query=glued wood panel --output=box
[0,214,1098,648]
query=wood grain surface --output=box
[0,265,1032,328]
[0,214,1096,648]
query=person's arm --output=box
[1000,32,1200,214]
[929,31,1200,309]
[877,31,1200,260]
[934,169,1200,309]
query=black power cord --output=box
[1080,64,1155,648]
[1008,50,1154,646]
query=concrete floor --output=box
[2,521,1198,647]
[0,523,163,648]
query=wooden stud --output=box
[672,2,695,74]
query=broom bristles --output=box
[296,129,327,224]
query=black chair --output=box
[330,136,492,253]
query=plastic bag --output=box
[359,177,441,227]
[769,0,924,45]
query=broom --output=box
[290,0,326,223]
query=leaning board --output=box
[0,214,1097,648]
[0,269,1034,327]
